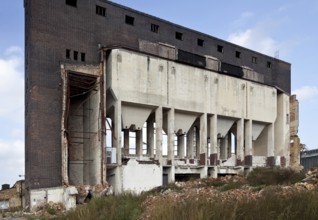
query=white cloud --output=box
[227,28,278,57]
[292,86,318,101]
[0,139,24,185]
[0,47,24,186]
[232,11,254,28]
[0,46,24,123]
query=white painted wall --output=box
[122,159,162,194]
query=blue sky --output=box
[1,0,318,186]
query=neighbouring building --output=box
[25,0,292,209]
[0,181,25,210]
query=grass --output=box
[148,189,318,220]
[60,193,145,220]
[34,167,311,220]
[247,166,305,186]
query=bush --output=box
[247,166,305,186]
[61,193,144,220]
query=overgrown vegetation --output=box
[149,189,318,220]
[23,167,315,220]
[247,166,305,186]
[59,193,145,220]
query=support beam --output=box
[200,113,207,165]
[244,120,253,166]
[155,107,163,163]
[177,135,185,158]
[136,129,143,157]
[236,118,244,165]
[167,108,175,163]
[124,129,129,156]
[113,101,122,165]
[187,127,194,159]
[147,119,154,158]
[220,136,228,160]
[209,115,218,165]
[195,126,200,158]
[266,123,275,167]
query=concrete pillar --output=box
[167,108,175,162]
[155,107,163,164]
[177,134,185,158]
[136,129,143,157]
[147,120,154,158]
[267,123,275,166]
[220,136,228,160]
[236,118,244,165]
[244,120,253,166]
[195,126,200,158]
[124,129,129,156]
[209,115,218,165]
[227,133,232,159]
[200,113,207,166]
[113,101,122,165]
[187,127,194,159]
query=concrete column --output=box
[155,107,163,164]
[136,129,143,157]
[167,108,175,162]
[236,118,244,165]
[244,120,253,166]
[187,127,194,159]
[124,129,129,156]
[227,133,232,159]
[209,115,218,165]
[200,113,207,166]
[220,136,228,160]
[147,120,154,158]
[266,123,275,167]
[195,127,200,158]
[113,101,122,165]
[267,123,274,157]
[177,134,185,158]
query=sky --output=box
[1,0,318,186]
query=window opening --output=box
[252,56,257,64]
[73,51,78,61]
[66,49,71,59]
[235,51,241,58]
[125,15,135,25]
[197,39,204,47]
[175,32,183,41]
[96,5,106,17]
[66,0,77,7]
[217,45,223,53]
[267,61,272,68]
[151,23,159,33]
[81,53,86,62]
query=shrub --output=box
[247,166,305,186]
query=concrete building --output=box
[25,0,291,209]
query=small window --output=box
[217,45,223,53]
[96,5,106,17]
[235,51,241,58]
[81,53,86,62]
[197,39,204,47]
[66,0,77,7]
[74,51,78,61]
[175,32,183,41]
[151,24,159,33]
[125,15,135,25]
[252,56,257,64]
[66,49,71,59]
[267,61,272,68]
